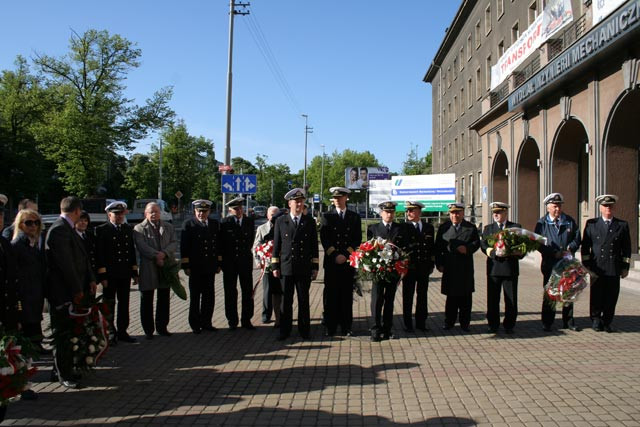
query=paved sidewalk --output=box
[4,251,640,426]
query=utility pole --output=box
[158,137,163,200]
[223,0,250,214]
[302,114,313,190]
[320,144,325,214]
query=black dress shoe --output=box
[370,333,382,342]
[242,323,256,330]
[202,326,218,332]
[461,326,470,332]
[262,319,273,324]
[505,328,514,334]
[344,330,353,337]
[21,389,38,400]
[543,325,552,332]
[158,330,172,337]
[381,332,394,340]
[145,333,154,340]
[404,327,415,333]
[325,330,336,337]
[300,333,310,340]
[442,324,453,330]
[192,328,202,334]
[277,334,289,341]
[417,326,430,332]
[118,334,137,343]
[487,327,498,333]
[567,325,581,332]
[229,324,238,331]
[604,325,614,333]
[50,370,59,382]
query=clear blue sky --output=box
[1,1,459,175]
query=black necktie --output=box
[339,211,344,220]
[294,217,299,227]
[605,220,611,227]
[81,232,86,240]
[499,223,504,231]
[386,223,391,234]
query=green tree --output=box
[402,145,432,175]
[122,153,158,200]
[0,56,62,208]
[254,154,292,206]
[32,29,174,197]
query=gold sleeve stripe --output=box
[181,257,189,263]
[217,256,223,261]
[623,257,631,263]
[97,267,107,274]
[326,247,336,255]
[312,258,319,263]
[271,257,280,263]
[132,265,138,271]
[347,247,354,254]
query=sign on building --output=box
[389,174,456,212]
[345,166,391,190]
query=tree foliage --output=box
[402,145,432,175]
[31,29,174,197]
[254,154,291,206]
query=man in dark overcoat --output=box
[480,202,523,334]
[320,187,361,336]
[400,200,435,333]
[271,189,319,340]
[366,201,404,341]
[0,194,21,333]
[581,194,631,332]
[95,201,138,344]
[45,196,96,388]
[435,202,480,332]
[220,196,256,330]
[535,192,581,332]
[181,199,221,334]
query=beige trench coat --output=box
[133,219,177,291]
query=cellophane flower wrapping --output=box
[160,258,186,300]
[255,240,274,273]
[486,227,547,257]
[545,255,590,307]
[51,294,109,374]
[0,334,37,405]
[348,237,409,283]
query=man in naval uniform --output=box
[581,194,631,332]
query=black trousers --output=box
[51,305,73,380]
[189,270,216,331]
[262,273,283,322]
[402,271,429,329]
[140,288,170,335]
[444,294,472,328]
[223,264,254,327]
[542,270,575,327]
[102,276,132,336]
[486,275,518,330]
[324,263,354,334]
[371,279,397,334]
[590,275,620,326]
[280,275,310,338]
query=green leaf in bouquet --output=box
[160,259,187,300]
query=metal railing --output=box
[490,80,511,107]
[514,54,541,87]
[547,14,587,61]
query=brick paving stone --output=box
[3,250,640,425]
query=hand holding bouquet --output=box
[486,227,547,257]
[255,240,274,273]
[545,255,590,307]
[348,237,409,283]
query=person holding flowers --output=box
[435,203,480,332]
[480,202,523,334]
[581,194,631,333]
[252,206,282,326]
[366,201,405,341]
[535,193,581,332]
[271,189,319,341]
[400,201,435,333]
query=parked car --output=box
[253,206,267,218]
[126,199,173,224]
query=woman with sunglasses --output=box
[11,209,47,353]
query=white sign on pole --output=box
[593,0,626,25]
[390,174,456,212]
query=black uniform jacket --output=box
[0,236,21,330]
[534,213,581,274]
[400,220,435,275]
[95,222,138,281]
[320,210,361,268]
[581,217,631,277]
[45,217,95,307]
[435,220,480,296]
[220,215,255,268]
[480,221,522,277]
[180,217,221,274]
[366,221,403,243]
[80,230,98,277]
[271,214,319,277]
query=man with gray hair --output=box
[133,202,177,339]
[252,206,282,325]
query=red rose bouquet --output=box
[545,256,590,307]
[486,227,547,257]
[255,240,274,273]
[349,237,409,283]
[0,334,37,406]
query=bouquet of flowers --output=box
[255,240,274,273]
[51,294,110,374]
[545,255,590,307]
[0,334,37,406]
[349,237,409,283]
[486,227,547,257]
[160,258,186,300]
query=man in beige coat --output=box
[133,202,177,339]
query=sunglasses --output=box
[23,219,41,227]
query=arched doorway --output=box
[604,88,640,252]
[492,150,509,204]
[516,138,541,229]
[551,119,589,221]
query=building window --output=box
[454,137,458,163]
[459,46,465,70]
[498,39,505,57]
[453,56,458,80]
[467,34,472,60]
[460,177,465,204]
[460,132,465,160]
[443,146,447,170]
[475,20,481,49]
[485,55,492,91]
[511,21,520,44]
[477,131,482,152]
[469,174,474,206]
[448,102,452,127]
[497,0,504,20]
[467,78,473,107]
[460,87,465,114]
[468,131,473,156]
[453,96,458,121]
[476,67,482,99]
[485,5,492,35]
[449,142,453,166]
[446,66,451,88]
[529,1,538,25]
[478,171,483,203]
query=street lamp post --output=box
[302,114,312,190]
[320,144,325,213]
